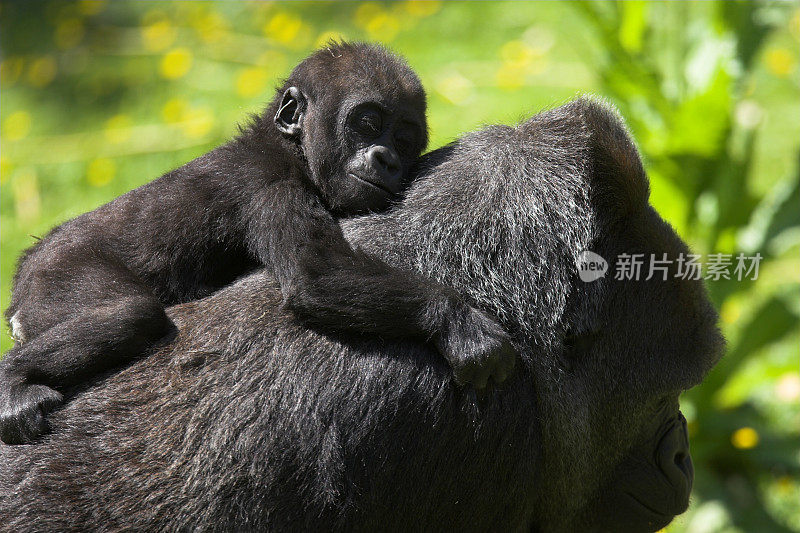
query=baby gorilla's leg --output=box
[0,294,173,444]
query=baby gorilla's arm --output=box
[248,181,516,389]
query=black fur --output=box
[0,42,514,444]
[0,98,723,532]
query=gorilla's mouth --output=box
[624,491,676,531]
[348,172,398,197]
[624,492,672,519]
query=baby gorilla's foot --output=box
[437,305,516,389]
[0,381,63,444]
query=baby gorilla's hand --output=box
[436,305,516,389]
[0,361,63,444]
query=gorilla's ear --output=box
[573,97,650,216]
[275,87,307,138]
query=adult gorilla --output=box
[0,99,723,532]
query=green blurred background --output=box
[1,1,798,530]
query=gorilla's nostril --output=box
[673,450,692,479]
[656,420,694,513]
[368,146,399,170]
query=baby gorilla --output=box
[0,43,515,444]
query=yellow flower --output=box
[55,18,85,49]
[162,98,188,123]
[13,167,41,222]
[355,3,399,41]
[719,299,741,325]
[160,48,192,80]
[0,57,24,87]
[142,14,177,52]
[765,48,795,77]
[0,156,12,184]
[315,30,347,49]
[355,3,383,29]
[264,12,303,45]
[195,12,228,44]
[501,40,535,67]
[3,110,32,141]
[496,63,525,91]
[182,106,214,139]
[731,427,759,450]
[495,40,547,90]
[78,0,106,15]
[776,476,794,494]
[104,114,133,144]
[87,158,116,187]
[27,56,57,87]
[366,13,400,42]
[236,68,268,98]
[402,0,442,17]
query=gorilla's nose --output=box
[656,412,694,513]
[366,146,402,193]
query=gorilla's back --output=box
[0,99,722,533]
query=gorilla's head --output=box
[538,101,726,531]
[348,97,724,531]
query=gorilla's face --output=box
[562,205,724,532]
[274,44,428,217]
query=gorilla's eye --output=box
[563,326,603,355]
[394,126,417,156]
[352,108,383,138]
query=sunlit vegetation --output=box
[1,2,798,530]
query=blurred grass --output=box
[1,1,798,531]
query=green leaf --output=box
[618,1,647,53]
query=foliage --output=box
[1,1,798,531]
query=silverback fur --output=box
[0,98,723,532]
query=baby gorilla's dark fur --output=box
[0,42,514,444]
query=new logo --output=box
[577,250,608,283]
